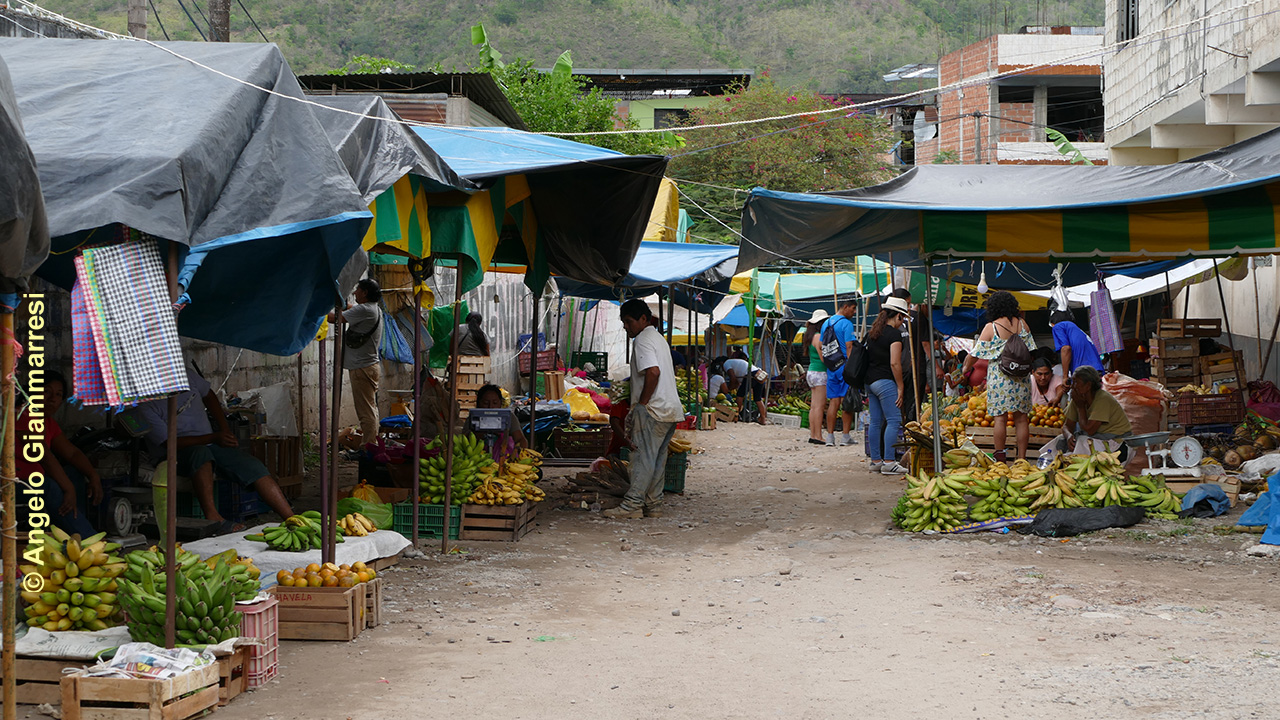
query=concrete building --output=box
[1104,0,1280,165]
[915,27,1107,165]
[572,69,753,129]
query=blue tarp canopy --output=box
[4,38,374,355]
[554,240,738,312]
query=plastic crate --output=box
[239,596,279,690]
[664,452,688,493]
[552,425,613,458]
[182,484,264,522]
[391,502,461,538]
[570,351,608,371]
[1176,391,1244,426]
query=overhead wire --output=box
[170,0,206,40]
[234,0,269,43]
[147,0,171,41]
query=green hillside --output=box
[35,0,1103,91]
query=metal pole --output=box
[318,328,329,556]
[1254,261,1265,369]
[295,353,304,488]
[529,287,540,450]
[164,242,178,648]
[926,260,943,475]
[1213,261,1239,363]
[2,305,16,718]
[440,274,463,554]
[666,286,675,349]
[326,305,345,564]
[686,289,693,370]
[411,280,423,547]
[831,259,839,314]
[555,293,565,365]
[1260,300,1280,380]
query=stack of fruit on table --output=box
[19,530,125,632]
[466,448,547,505]
[245,511,344,551]
[891,448,1186,531]
[1029,404,1064,428]
[274,561,376,588]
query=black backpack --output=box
[843,337,870,389]
[820,321,846,371]
[996,321,1033,378]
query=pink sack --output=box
[1103,372,1172,473]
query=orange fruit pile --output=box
[1030,404,1064,428]
[275,561,377,588]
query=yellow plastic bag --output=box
[564,388,600,419]
[351,480,380,503]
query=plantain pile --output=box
[126,547,261,603]
[117,549,245,647]
[19,529,125,632]
[894,472,970,532]
[338,512,378,537]
[1127,474,1184,520]
[420,433,490,505]
[467,448,546,505]
[245,511,343,551]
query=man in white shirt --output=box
[723,352,767,425]
[604,299,684,519]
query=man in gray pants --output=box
[604,299,685,519]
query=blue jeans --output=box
[866,379,901,462]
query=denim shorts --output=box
[178,444,268,488]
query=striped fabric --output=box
[921,185,1280,259]
[69,279,109,406]
[73,240,188,407]
[1088,285,1125,355]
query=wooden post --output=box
[529,287,540,453]
[1254,261,1265,369]
[439,274,464,553]
[411,277,423,547]
[925,260,943,475]
[127,0,147,38]
[164,242,179,648]
[2,306,15,720]
[295,352,304,485]
[208,0,230,41]
[326,306,344,564]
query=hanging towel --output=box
[69,280,109,406]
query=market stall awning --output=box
[555,240,738,299]
[0,53,47,294]
[6,38,373,355]
[739,125,1280,271]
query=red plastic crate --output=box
[238,596,279,690]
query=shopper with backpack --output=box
[819,299,859,446]
[963,291,1038,461]
[865,297,911,474]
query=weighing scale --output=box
[1125,431,1205,478]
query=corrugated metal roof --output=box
[570,69,753,98]
[296,72,526,130]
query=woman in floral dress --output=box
[963,291,1036,461]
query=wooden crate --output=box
[967,425,1061,451]
[1150,336,1199,359]
[542,370,565,400]
[460,502,540,541]
[269,584,365,641]
[0,657,79,705]
[250,436,303,496]
[217,648,248,707]
[700,410,717,430]
[61,663,219,720]
[1158,318,1222,338]
[371,551,402,573]
[1166,476,1241,506]
[364,577,383,628]
[458,355,491,375]
[1151,357,1199,379]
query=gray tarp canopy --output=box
[0,53,47,293]
[739,125,1280,286]
[1,38,374,355]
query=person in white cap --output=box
[866,296,912,474]
[802,309,831,445]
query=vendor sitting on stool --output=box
[1062,366,1132,456]
[136,364,296,533]
[475,384,528,451]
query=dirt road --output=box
[207,423,1279,720]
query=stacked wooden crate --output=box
[457,355,491,410]
[1199,350,1244,392]
[1151,318,1224,433]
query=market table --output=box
[182,524,411,588]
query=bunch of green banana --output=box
[244,511,341,551]
[895,473,969,532]
[18,529,125,632]
[1129,474,1184,519]
[117,551,243,647]
[419,433,491,505]
[967,475,1036,521]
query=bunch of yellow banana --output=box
[339,513,378,536]
[893,472,969,532]
[668,436,693,454]
[518,447,544,466]
[1023,469,1085,510]
[467,458,546,505]
[942,448,974,469]
[19,529,126,632]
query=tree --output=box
[668,77,896,244]
[470,24,673,156]
[327,54,417,75]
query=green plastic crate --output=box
[571,351,609,371]
[664,451,688,493]
[392,502,461,539]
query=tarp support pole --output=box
[440,273,463,554]
[296,353,304,492]
[667,286,675,349]
[1262,299,1280,380]
[555,293,565,365]
[1254,262,1264,369]
[530,287,540,453]
[687,289,693,370]
[164,242,179,648]
[411,278,423,547]
[318,324,329,559]
[2,305,17,719]
[925,259,943,476]
[1213,261,1239,364]
[326,304,345,564]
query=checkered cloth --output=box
[69,278,109,406]
[73,240,188,407]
